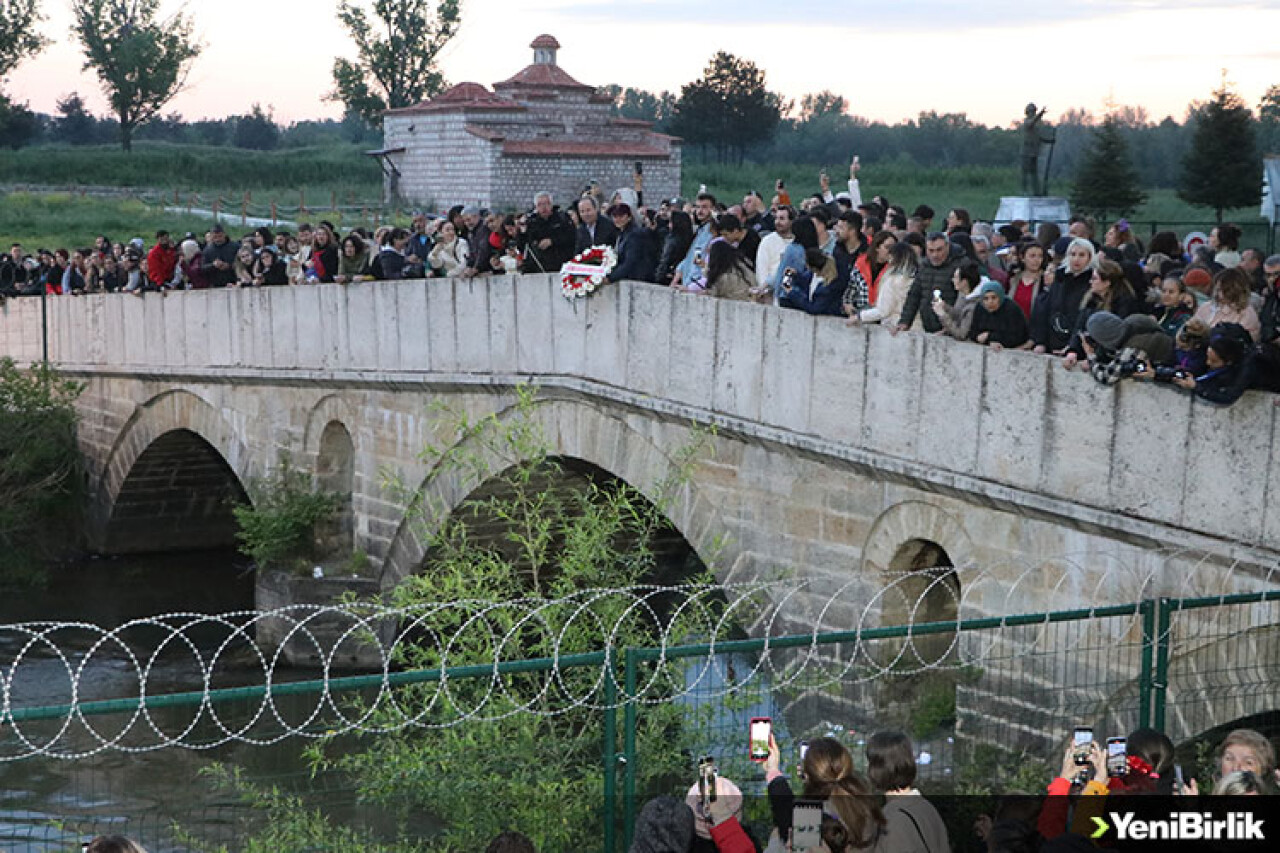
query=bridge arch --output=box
[92,390,254,553]
[379,395,727,588]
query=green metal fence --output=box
[4,590,1279,852]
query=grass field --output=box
[0,193,398,252]
[1,144,1273,251]
[0,142,384,209]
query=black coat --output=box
[608,221,657,283]
[201,238,239,287]
[574,217,618,255]
[655,231,693,285]
[969,299,1030,348]
[521,209,575,273]
[1036,267,1091,351]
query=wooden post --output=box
[213,198,221,221]
[241,191,249,226]
[271,201,278,226]
[330,190,337,211]
[299,189,307,217]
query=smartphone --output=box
[792,800,823,851]
[1072,727,1093,766]
[1134,362,1147,373]
[1107,737,1127,777]
[799,740,809,762]
[1174,763,1185,795]
[853,155,860,167]
[634,161,643,175]
[698,755,717,805]
[932,288,942,301]
[749,717,771,761]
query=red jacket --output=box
[147,243,179,287]
[709,816,756,853]
[855,252,886,306]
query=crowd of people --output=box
[3,159,1279,406]
[78,723,1277,852]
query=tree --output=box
[330,0,461,128]
[601,85,676,131]
[0,92,39,148]
[670,51,783,164]
[71,0,201,151]
[1070,116,1147,220]
[52,92,100,145]
[0,0,49,80]
[233,103,280,150]
[0,359,83,586]
[1259,84,1280,156]
[1179,84,1260,221]
[799,90,848,123]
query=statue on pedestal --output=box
[1020,103,1056,196]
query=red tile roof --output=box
[530,34,561,49]
[495,63,592,90]
[501,140,670,158]
[388,82,525,114]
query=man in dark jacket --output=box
[606,204,656,283]
[460,206,490,278]
[574,196,618,254]
[1253,255,1280,392]
[897,232,960,333]
[520,192,575,273]
[0,243,29,297]
[201,224,239,288]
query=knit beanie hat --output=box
[1086,311,1127,351]
[629,795,694,853]
[1184,267,1213,292]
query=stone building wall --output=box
[494,152,681,212]
[383,112,499,209]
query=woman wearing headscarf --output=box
[968,281,1029,349]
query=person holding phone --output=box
[764,734,885,852]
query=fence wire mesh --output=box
[1,584,1278,851]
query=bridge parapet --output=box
[2,276,1274,559]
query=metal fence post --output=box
[1138,598,1156,727]
[603,647,617,853]
[1153,598,1173,734]
[622,646,639,850]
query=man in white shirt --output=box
[755,205,795,291]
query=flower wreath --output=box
[559,245,618,300]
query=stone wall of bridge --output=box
[2,274,1277,568]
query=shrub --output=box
[232,458,340,573]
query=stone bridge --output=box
[1,275,1278,746]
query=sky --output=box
[6,0,1280,129]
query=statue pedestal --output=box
[994,196,1071,227]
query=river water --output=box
[0,550,341,852]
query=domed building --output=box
[377,35,682,211]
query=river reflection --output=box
[0,551,344,852]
